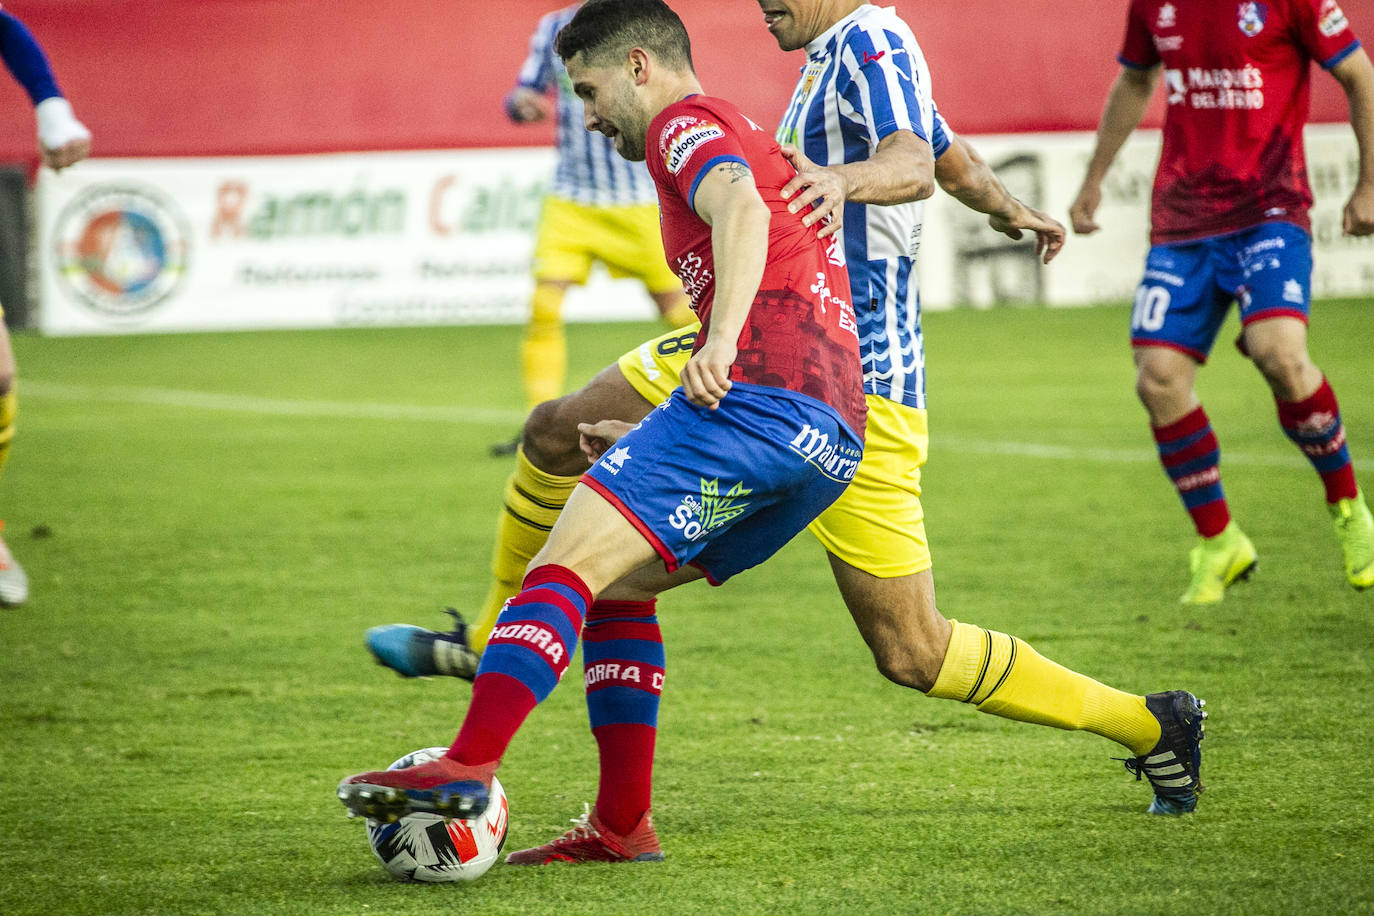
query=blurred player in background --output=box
[0,5,93,606]
[340,0,869,853]
[366,0,1209,851]
[493,1,694,455]
[1070,0,1374,603]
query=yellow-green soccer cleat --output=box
[1329,489,1374,590]
[1180,522,1257,605]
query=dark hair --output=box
[554,0,694,71]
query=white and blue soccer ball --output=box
[364,747,509,883]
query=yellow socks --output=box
[468,446,581,650]
[928,620,1161,756]
[521,283,567,409]
[0,387,15,479]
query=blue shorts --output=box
[582,383,864,585]
[1130,222,1312,362]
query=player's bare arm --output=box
[935,132,1065,263]
[779,129,933,238]
[1070,64,1160,234]
[1331,47,1374,236]
[680,159,771,410]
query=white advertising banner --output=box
[33,126,1374,335]
[34,147,662,336]
[918,123,1374,309]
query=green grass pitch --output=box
[2,300,1371,915]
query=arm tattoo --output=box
[718,161,752,184]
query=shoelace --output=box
[1115,756,1145,782]
[552,803,598,846]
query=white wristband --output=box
[35,96,92,150]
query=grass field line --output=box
[22,379,527,426]
[25,378,1332,469]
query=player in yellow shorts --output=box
[617,325,932,578]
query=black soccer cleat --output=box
[1123,690,1207,815]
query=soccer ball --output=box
[364,747,509,883]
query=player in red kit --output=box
[339,0,867,858]
[1071,0,1374,602]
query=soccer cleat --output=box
[0,525,29,607]
[1123,690,1206,815]
[489,434,521,458]
[1329,489,1374,590]
[365,609,479,680]
[506,804,664,865]
[1180,522,1257,604]
[338,756,497,823]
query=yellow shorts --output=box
[533,196,682,294]
[619,324,931,578]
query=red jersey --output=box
[1120,0,1362,244]
[646,95,866,436]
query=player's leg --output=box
[470,364,656,649]
[366,326,699,673]
[520,278,571,410]
[0,318,25,607]
[506,563,699,865]
[817,398,1205,814]
[341,482,665,822]
[1132,243,1254,603]
[504,386,860,861]
[518,197,606,415]
[1256,325,1373,589]
[1232,226,1373,588]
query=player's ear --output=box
[628,46,651,85]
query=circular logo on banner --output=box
[53,184,190,319]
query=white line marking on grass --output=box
[22,380,526,427]
[24,380,1346,470]
[936,436,1316,469]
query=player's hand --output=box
[1342,182,1374,236]
[680,338,736,410]
[1068,183,1102,235]
[989,204,1067,264]
[42,136,91,171]
[779,144,847,239]
[578,419,634,464]
[506,88,550,124]
[35,98,92,172]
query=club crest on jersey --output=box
[1237,2,1266,36]
[1156,2,1176,28]
[1319,0,1349,37]
[661,116,724,175]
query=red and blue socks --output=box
[1276,377,1358,504]
[1152,406,1230,537]
[583,599,665,837]
[447,564,590,766]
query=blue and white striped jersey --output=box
[774,4,937,409]
[517,3,658,206]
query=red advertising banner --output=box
[3,0,1370,164]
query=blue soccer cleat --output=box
[365,609,480,680]
[1123,690,1207,815]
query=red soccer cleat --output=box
[337,756,497,823]
[506,805,664,865]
